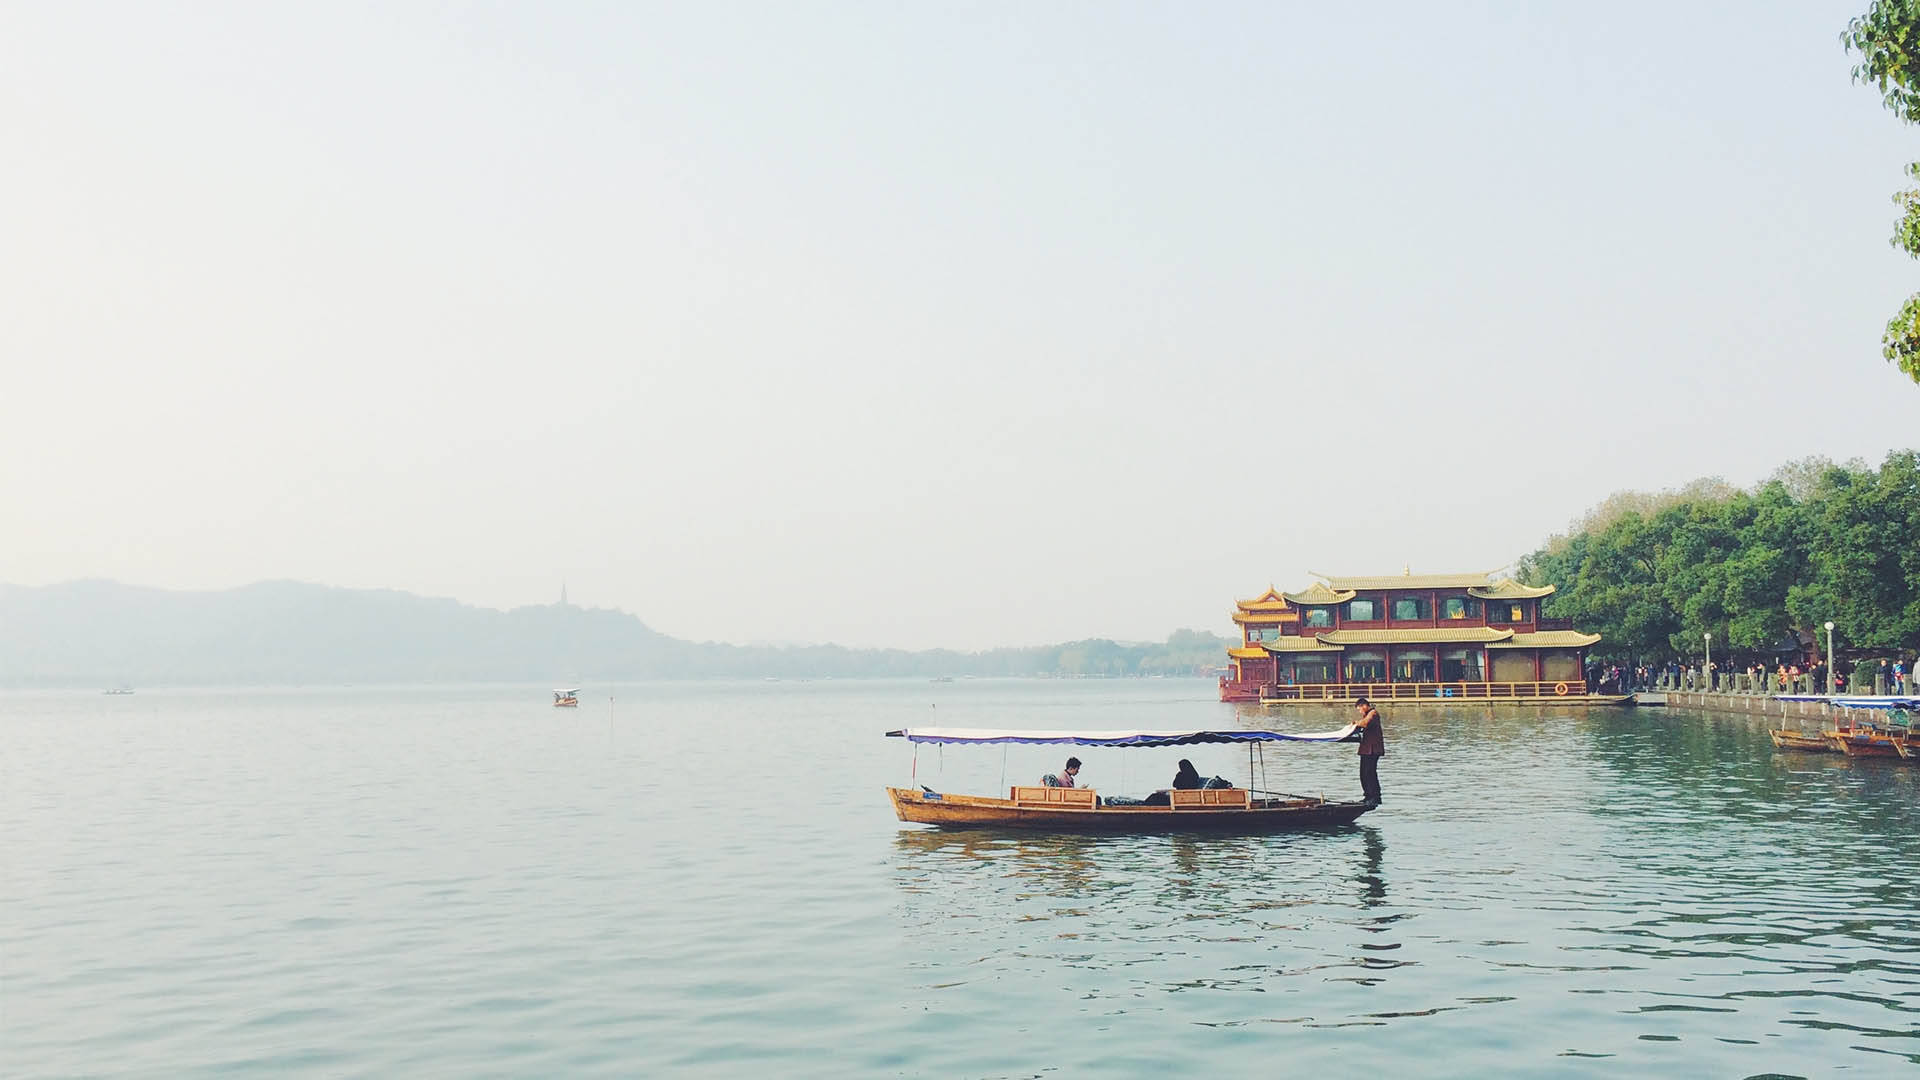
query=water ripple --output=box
[4,687,1919,1076]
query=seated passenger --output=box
[1172,759,1203,790]
[1042,756,1083,788]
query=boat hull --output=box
[886,787,1373,833]
[1831,732,1903,757]
[1769,730,1837,753]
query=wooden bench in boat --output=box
[1168,787,1252,810]
[1009,785,1099,808]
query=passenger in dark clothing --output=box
[1172,759,1204,790]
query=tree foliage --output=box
[1520,451,1920,661]
[1846,4,1920,384]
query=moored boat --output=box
[1769,729,1837,753]
[1819,703,1917,759]
[884,725,1374,833]
[1831,729,1904,757]
[552,688,580,707]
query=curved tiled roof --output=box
[1260,636,1345,653]
[1468,578,1556,600]
[1311,570,1504,590]
[1235,586,1292,612]
[1486,630,1602,648]
[1318,627,1516,645]
[1282,582,1357,606]
[1227,646,1270,659]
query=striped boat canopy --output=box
[885,725,1358,747]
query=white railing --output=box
[1259,680,1591,702]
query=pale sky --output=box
[3,2,1916,651]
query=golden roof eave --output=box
[1486,630,1602,648]
[1282,582,1356,606]
[1227,646,1270,659]
[1234,586,1292,611]
[1468,578,1556,600]
[1311,570,1505,590]
[1260,637,1345,653]
[1318,627,1516,645]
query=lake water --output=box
[4,679,1917,1077]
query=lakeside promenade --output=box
[1660,690,1919,720]
[1647,666,1915,719]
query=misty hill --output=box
[0,581,1232,687]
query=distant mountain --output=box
[0,580,1232,686]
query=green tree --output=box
[1787,452,1920,648]
[1847,2,1920,383]
[1525,450,1920,662]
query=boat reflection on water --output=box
[891,825,1390,912]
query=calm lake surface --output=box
[4,679,1917,1077]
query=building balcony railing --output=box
[1257,680,1595,702]
[1535,616,1575,631]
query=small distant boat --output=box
[553,688,580,708]
[103,685,135,695]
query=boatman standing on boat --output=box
[1353,697,1384,806]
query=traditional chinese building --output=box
[1220,571,1607,704]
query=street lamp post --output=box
[1825,621,1836,696]
[1704,632,1712,692]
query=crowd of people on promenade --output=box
[1590,655,1914,695]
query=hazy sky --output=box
[4,2,1916,650]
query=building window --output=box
[1541,650,1581,681]
[1441,648,1484,681]
[1392,596,1431,621]
[1305,606,1334,628]
[1345,650,1386,683]
[1507,602,1528,623]
[1346,599,1379,622]
[1442,596,1481,620]
[1393,649,1436,682]
[1290,657,1337,684]
[1246,627,1267,642]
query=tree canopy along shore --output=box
[1519,451,1920,662]
[1848,0,1920,384]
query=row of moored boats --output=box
[1770,702,1917,759]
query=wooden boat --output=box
[884,725,1375,833]
[552,688,580,708]
[1769,729,1837,753]
[1831,728,1904,757]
